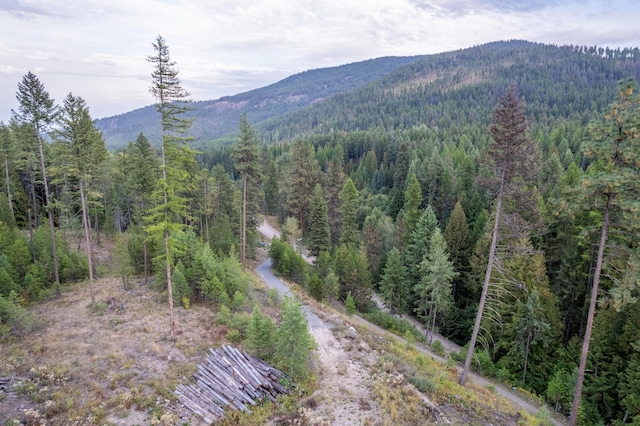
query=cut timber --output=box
[176,345,291,422]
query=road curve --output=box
[255,258,325,330]
[256,219,563,425]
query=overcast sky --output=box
[1,0,639,123]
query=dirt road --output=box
[256,219,564,425]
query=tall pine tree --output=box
[145,35,195,340]
[231,114,262,268]
[12,72,60,286]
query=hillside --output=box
[96,40,640,151]
[95,55,426,150]
[0,236,555,425]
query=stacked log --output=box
[175,345,290,423]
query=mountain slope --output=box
[257,40,640,142]
[95,55,426,150]
[96,40,640,151]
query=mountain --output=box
[95,55,427,150]
[96,40,640,151]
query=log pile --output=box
[175,345,289,423]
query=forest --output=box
[1,39,640,425]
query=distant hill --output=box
[95,55,427,150]
[96,40,640,151]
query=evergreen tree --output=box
[263,157,279,216]
[231,114,262,268]
[145,35,195,340]
[325,153,345,245]
[246,305,276,360]
[444,201,471,307]
[402,173,422,240]
[274,297,316,379]
[404,205,438,294]
[514,289,552,385]
[286,140,319,233]
[378,247,407,312]
[12,71,60,286]
[308,183,331,256]
[339,177,359,245]
[569,79,640,425]
[53,93,108,305]
[461,85,539,385]
[415,228,457,344]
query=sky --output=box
[1,0,640,123]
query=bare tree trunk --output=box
[522,334,530,384]
[161,142,175,341]
[28,207,35,261]
[80,181,95,306]
[204,179,210,244]
[143,241,148,285]
[95,210,101,246]
[242,175,247,269]
[568,193,612,425]
[430,306,437,345]
[37,137,59,286]
[460,174,504,386]
[166,228,175,340]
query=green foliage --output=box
[268,237,307,282]
[344,291,356,315]
[274,297,316,380]
[339,178,359,245]
[245,305,276,360]
[361,310,424,343]
[431,340,446,357]
[307,183,331,256]
[378,247,408,312]
[0,292,43,338]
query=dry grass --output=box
[0,271,220,425]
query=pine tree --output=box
[514,289,551,385]
[53,93,108,305]
[403,173,422,240]
[378,247,407,312]
[460,85,538,385]
[231,114,262,268]
[308,183,331,256]
[339,177,359,245]
[568,79,640,425]
[0,124,17,223]
[145,35,195,340]
[444,201,471,295]
[286,140,319,233]
[326,154,345,245]
[404,205,438,296]
[415,228,457,344]
[246,305,276,360]
[12,72,60,286]
[274,297,316,379]
[263,157,279,216]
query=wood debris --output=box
[175,345,290,423]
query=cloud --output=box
[0,0,53,19]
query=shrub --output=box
[345,292,356,315]
[431,340,446,357]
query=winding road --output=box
[256,219,564,425]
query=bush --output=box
[0,292,43,338]
[431,340,446,357]
[362,310,424,343]
[345,292,356,315]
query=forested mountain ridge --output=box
[95,54,427,149]
[97,40,640,150]
[257,40,640,141]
